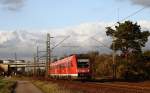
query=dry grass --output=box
[33,80,84,93]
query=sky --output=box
[0,0,150,60]
[0,0,150,30]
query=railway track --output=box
[49,79,150,93]
[83,82,150,93]
[34,77,150,93]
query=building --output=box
[0,60,26,76]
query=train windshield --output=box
[77,59,89,68]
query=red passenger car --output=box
[49,54,90,79]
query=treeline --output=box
[83,50,150,80]
[90,20,150,81]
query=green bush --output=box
[0,79,16,93]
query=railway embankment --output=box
[30,77,150,93]
[32,80,85,93]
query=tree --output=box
[106,21,150,56]
[143,50,150,57]
[106,21,150,80]
[88,51,99,78]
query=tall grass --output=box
[0,79,16,93]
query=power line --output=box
[51,36,70,50]
[91,6,148,39]
[91,37,110,48]
[110,7,148,28]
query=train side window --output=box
[64,63,67,68]
[69,62,72,67]
[67,62,73,68]
[60,64,65,69]
[71,61,73,67]
[63,64,66,68]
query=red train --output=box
[49,54,91,79]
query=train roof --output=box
[59,54,89,60]
[50,55,75,66]
[51,54,89,64]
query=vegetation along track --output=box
[47,79,150,93]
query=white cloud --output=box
[0,21,150,60]
[139,20,150,30]
[138,20,150,49]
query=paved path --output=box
[15,81,43,93]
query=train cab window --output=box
[77,59,89,68]
[77,62,89,68]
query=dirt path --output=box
[15,80,43,93]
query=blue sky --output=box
[0,0,150,59]
[0,0,150,30]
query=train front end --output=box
[77,58,91,79]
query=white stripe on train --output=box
[50,74,78,77]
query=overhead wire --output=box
[110,6,148,28]
[89,6,149,48]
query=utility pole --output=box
[45,33,51,78]
[33,53,36,77]
[15,52,17,61]
[14,52,17,74]
[44,34,69,78]
[36,46,39,76]
[112,34,116,80]
[112,8,119,80]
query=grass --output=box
[33,80,84,93]
[0,78,16,93]
[10,76,85,93]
